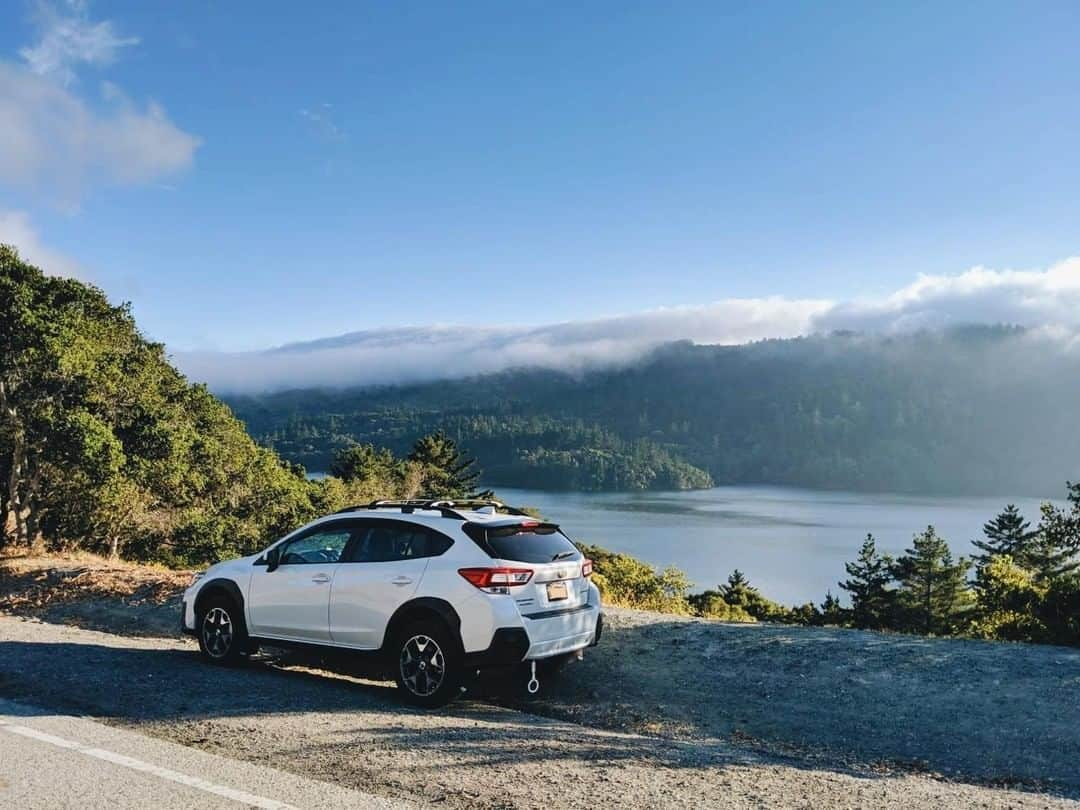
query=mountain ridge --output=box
[225,326,1080,496]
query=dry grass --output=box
[0,552,191,617]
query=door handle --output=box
[391,576,413,586]
[311,573,331,584]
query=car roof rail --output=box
[425,499,532,517]
[332,498,532,520]
[333,500,465,519]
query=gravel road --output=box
[1,610,1077,809]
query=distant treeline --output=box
[227,327,1080,495]
[585,485,1080,647]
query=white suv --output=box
[181,499,603,706]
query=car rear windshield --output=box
[464,522,582,564]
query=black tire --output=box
[392,619,463,708]
[196,595,248,666]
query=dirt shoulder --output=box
[0,553,189,638]
[1,554,1078,808]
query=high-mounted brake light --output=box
[581,559,593,578]
[518,521,540,530]
[458,567,533,593]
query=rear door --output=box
[329,520,453,649]
[247,521,357,642]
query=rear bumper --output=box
[463,627,531,670]
[465,605,603,669]
[522,603,602,660]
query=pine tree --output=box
[1029,501,1080,583]
[721,569,753,605]
[839,533,895,630]
[972,504,1037,569]
[819,590,846,626]
[407,431,487,498]
[329,443,397,485]
[718,570,787,621]
[892,526,971,635]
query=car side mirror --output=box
[266,547,280,573]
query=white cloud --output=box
[175,257,1080,393]
[0,61,200,203]
[0,209,82,278]
[174,298,834,392]
[19,0,138,85]
[815,258,1080,334]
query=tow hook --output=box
[527,660,540,694]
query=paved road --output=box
[0,698,409,810]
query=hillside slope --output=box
[227,327,1080,495]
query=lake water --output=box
[491,485,1056,604]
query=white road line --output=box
[0,720,299,810]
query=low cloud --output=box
[176,257,1080,394]
[0,209,82,278]
[816,258,1080,334]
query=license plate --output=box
[546,581,569,601]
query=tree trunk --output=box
[1,380,29,546]
[6,430,30,546]
[923,569,933,635]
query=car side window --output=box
[347,523,453,563]
[278,526,353,565]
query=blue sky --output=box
[2,0,1079,360]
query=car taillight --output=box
[458,567,533,593]
[581,559,593,578]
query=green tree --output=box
[1040,573,1080,646]
[407,431,487,498]
[328,442,403,502]
[719,570,788,621]
[892,526,971,635]
[688,590,755,622]
[1029,494,1080,583]
[577,542,692,614]
[819,590,847,626]
[330,443,397,484]
[0,246,141,547]
[972,504,1037,569]
[721,569,752,605]
[969,554,1047,642]
[0,244,324,565]
[839,533,896,630]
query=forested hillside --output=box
[228,328,1080,495]
[0,246,485,566]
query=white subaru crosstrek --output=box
[181,499,603,706]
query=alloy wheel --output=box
[202,607,234,658]
[399,634,446,697]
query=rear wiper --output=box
[552,551,577,561]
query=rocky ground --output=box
[1,553,1078,808]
